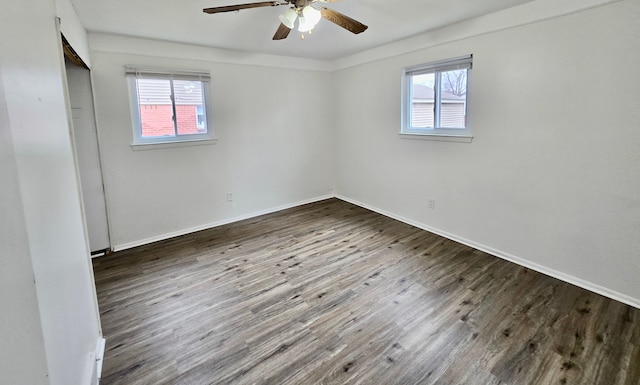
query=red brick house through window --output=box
[136,78,207,138]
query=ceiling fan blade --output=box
[273,23,292,40]
[203,1,286,14]
[320,8,368,34]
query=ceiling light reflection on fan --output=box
[279,7,297,29]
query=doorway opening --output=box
[62,35,112,255]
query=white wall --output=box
[334,0,640,306]
[87,1,640,307]
[0,0,103,384]
[0,68,50,385]
[90,37,335,249]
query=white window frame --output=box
[401,55,473,141]
[126,67,215,146]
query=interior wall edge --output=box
[111,193,334,252]
[335,194,640,310]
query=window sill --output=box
[399,132,473,143]
[131,138,217,151]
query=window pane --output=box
[411,73,435,128]
[196,106,205,129]
[136,78,176,138]
[173,80,207,135]
[439,69,467,129]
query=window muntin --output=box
[126,67,213,145]
[402,55,472,138]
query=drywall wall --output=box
[332,0,622,70]
[90,37,334,249]
[333,0,640,305]
[0,67,50,385]
[1,0,103,384]
[85,0,638,307]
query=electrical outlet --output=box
[227,192,233,202]
[428,198,435,209]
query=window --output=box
[401,55,472,139]
[126,67,214,145]
[196,105,205,129]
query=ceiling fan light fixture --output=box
[279,7,297,29]
[298,15,314,32]
[302,5,321,26]
[204,1,369,41]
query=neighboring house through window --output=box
[401,55,472,139]
[196,105,206,129]
[126,67,214,145]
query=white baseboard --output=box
[83,336,106,385]
[94,337,106,384]
[112,194,334,252]
[109,191,638,309]
[336,194,640,309]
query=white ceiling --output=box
[70,0,534,61]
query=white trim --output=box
[127,75,215,146]
[94,337,106,384]
[335,194,640,309]
[124,66,210,80]
[112,194,334,252]
[399,133,473,143]
[405,54,472,76]
[82,337,105,385]
[401,56,472,138]
[130,138,217,151]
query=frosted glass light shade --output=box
[279,8,297,29]
[302,5,321,26]
[298,16,314,32]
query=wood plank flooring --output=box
[93,198,640,385]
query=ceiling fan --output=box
[203,0,368,40]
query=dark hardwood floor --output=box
[93,198,640,385]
